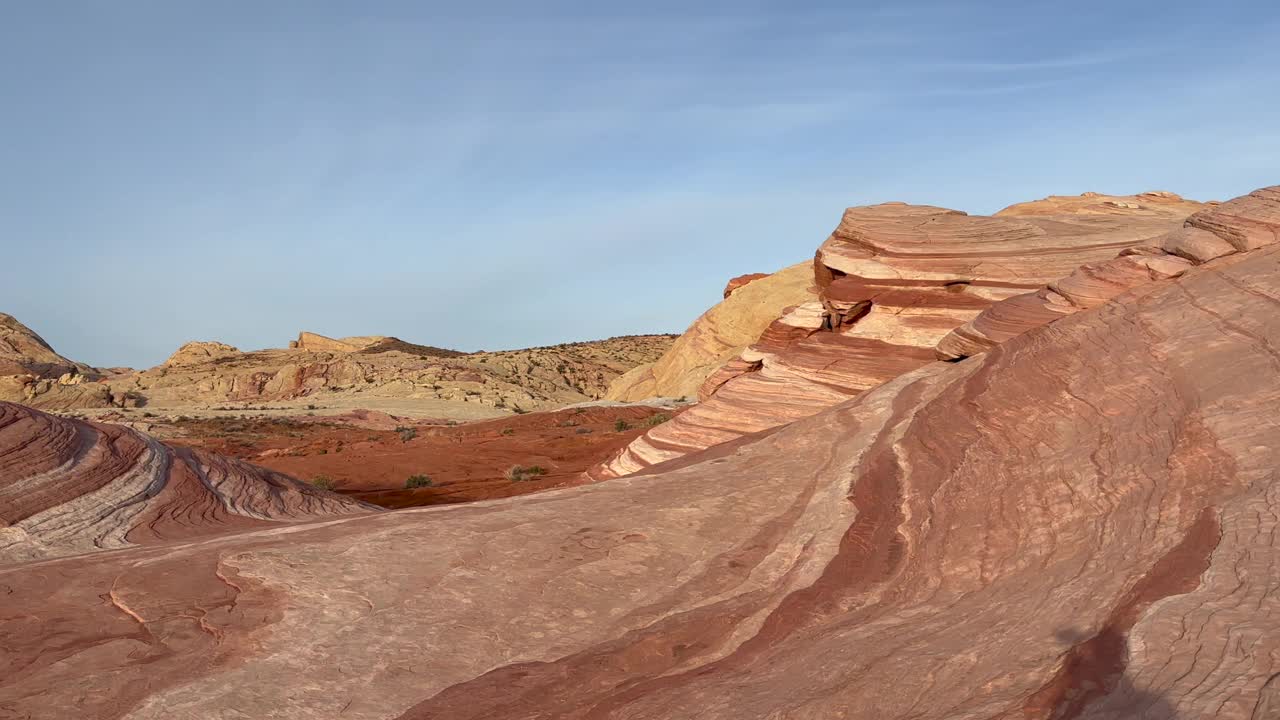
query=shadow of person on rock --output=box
[1048,628,1180,719]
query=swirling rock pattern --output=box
[937,186,1280,359]
[2,234,1278,719]
[594,192,1204,478]
[0,402,376,564]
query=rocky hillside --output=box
[2,184,1278,719]
[1,328,675,418]
[593,190,1209,478]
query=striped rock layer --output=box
[3,223,1279,718]
[593,191,1206,478]
[0,402,376,564]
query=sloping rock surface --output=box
[606,262,815,402]
[2,234,1278,718]
[595,191,1205,477]
[0,402,375,564]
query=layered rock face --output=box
[0,402,375,564]
[939,187,1279,359]
[3,227,1279,718]
[594,191,1204,478]
[605,262,815,402]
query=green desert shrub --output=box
[614,419,631,432]
[505,465,548,482]
[405,474,433,489]
[310,475,336,491]
[645,413,671,427]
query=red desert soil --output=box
[157,405,677,508]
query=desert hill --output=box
[1,184,1278,718]
[0,325,675,418]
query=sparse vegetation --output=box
[310,475,336,491]
[614,419,631,432]
[505,464,547,482]
[405,474,433,489]
[501,427,515,436]
[645,413,671,427]
[396,426,418,442]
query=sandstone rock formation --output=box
[594,191,1206,478]
[7,332,674,418]
[290,331,384,353]
[937,186,1279,360]
[3,218,1278,718]
[0,402,375,564]
[722,272,769,298]
[0,313,125,409]
[0,312,88,378]
[605,262,815,402]
[163,340,240,366]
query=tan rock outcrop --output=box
[25,334,675,417]
[722,272,769,298]
[0,312,92,379]
[292,331,367,353]
[4,222,1279,718]
[594,191,1205,478]
[605,262,816,402]
[163,340,240,366]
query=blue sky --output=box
[2,1,1277,368]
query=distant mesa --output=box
[289,331,384,353]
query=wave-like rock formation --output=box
[606,262,816,402]
[939,187,1280,359]
[3,221,1278,718]
[0,402,375,564]
[594,191,1206,478]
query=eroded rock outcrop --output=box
[3,226,1278,718]
[722,272,770,298]
[0,402,376,564]
[937,186,1280,359]
[10,333,674,418]
[163,341,240,366]
[606,262,816,402]
[594,191,1206,478]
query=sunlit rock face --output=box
[593,191,1206,479]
